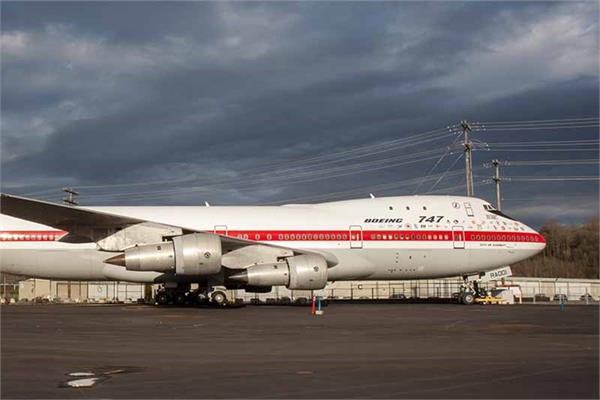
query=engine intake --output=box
[228,254,328,290]
[105,233,222,276]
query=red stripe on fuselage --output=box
[215,229,545,243]
[0,230,67,241]
[0,229,545,243]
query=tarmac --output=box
[1,303,598,399]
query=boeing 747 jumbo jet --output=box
[0,193,545,305]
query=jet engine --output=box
[105,233,222,276]
[228,254,328,290]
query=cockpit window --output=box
[483,204,516,220]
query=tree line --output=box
[512,217,599,279]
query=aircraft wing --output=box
[1,193,142,229]
[0,193,337,266]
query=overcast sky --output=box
[1,1,598,227]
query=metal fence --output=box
[6,277,600,303]
[234,277,600,303]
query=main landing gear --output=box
[457,276,487,305]
[154,284,229,307]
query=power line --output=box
[20,126,455,195]
[486,139,598,146]
[427,153,465,193]
[508,176,599,182]
[79,152,451,202]
[474,124,599,132]
[503,194,595,202]
[505,159,600,166]
[486,149,598,153]
[474,116,599,125]
[266,169,469,205]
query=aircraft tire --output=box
[462,293,475,305]
[211,291,228,307]
[174,292,187,306]
[156,292,170,306]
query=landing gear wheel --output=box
[462,293,475,305]
[174,293,187,306]
[156,292,170,306]
[211,291,228,307]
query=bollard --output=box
[311,295,316,315]
[559,295,565,311]
[316,297,324,316]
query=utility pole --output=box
[62,188,79,206]
[492,159,502,210]
[460,120,474,196]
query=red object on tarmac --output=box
[311,296,316,315]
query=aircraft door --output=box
[452,226,465,249]
[464,202,474,217]
[214,225,228,236]
[349,225,363,249]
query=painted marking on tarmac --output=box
[60,366,142,389]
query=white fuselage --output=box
[0,196,545,282]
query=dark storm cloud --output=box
[1,1,598,225]
[1,2,221,44]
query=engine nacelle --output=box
[172,233,222,276]
[287,254,328,290]
[241,262,290,286]
[106,233,222,276]
[228,254,328,290]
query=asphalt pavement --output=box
[1,303,598,398]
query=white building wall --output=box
[16,277,600,302]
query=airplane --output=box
[0,193,545,305]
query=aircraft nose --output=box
[539,231,547,247]
[532,228,547,251]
